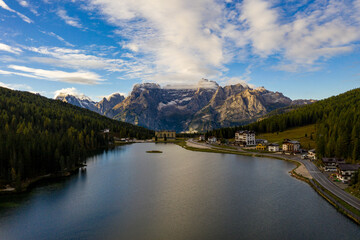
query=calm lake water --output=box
[0,143,359,240]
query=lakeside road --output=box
[186,139,360,211]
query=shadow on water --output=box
[0,145,127,214]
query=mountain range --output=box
[55,79,315,132]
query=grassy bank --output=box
[257,124,316,149]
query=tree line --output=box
[0,87,153,187]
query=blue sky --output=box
[0,0,359,101]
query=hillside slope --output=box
[209,88,360,162]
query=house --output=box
[256,139,268,145]
[208,136,217,144]
[235,130,256,146]
[322,158,345,172]
[307,149,316,160]
[155,130,176,140]
[268,143,280,152]
[256,143,267,151]
[199,135,205,141]
[103,129,110,133]
[282,139,300,153]
[336,164,360,183]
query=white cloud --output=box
[18,1,28,7]
[0,69,40,79]
[0,0,33,23]
[238,0,360,71]
[7,65,103,85]
[0,81,32,91]
[0,43,22,54]
[57,9,83,28]
[26,46,128,72]
[40,31,75,47]
[54,87,84,98]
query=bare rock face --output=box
[55,80,313,132]
[111,80,294,132]
[96,93,125,116]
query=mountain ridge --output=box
[55,79,316,132]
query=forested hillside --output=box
[207,88,360,162]
[0,87,153,188]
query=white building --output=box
[268,143,280,152]
[235,130,256,146]
[199,135,205,141]
[208,136,217,144]
[307,149,316,160]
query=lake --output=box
[0,143,359,239]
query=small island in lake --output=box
[146,150,163,153]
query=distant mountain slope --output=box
[55,92,99,112]
[55,92,125,116]
[54,79,315,132]
[0,87,153,188]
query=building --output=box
[155,130,176,140]
[282,139,300,153]
[322,158,345,172]
[268,143,280,152]
[256,143,267,151]
[336,164,360,183]
[235,130,256,146]
[208,136,217,144]
[199,135,205,141]
[307,149,316,160]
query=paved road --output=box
[300,159,360,210]
[186,139,360,211]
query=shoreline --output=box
[178,140,360,225]
[0,167,81,195]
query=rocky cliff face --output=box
[95,93,125,116]
[55,80,313,132]
[111,80,293,132]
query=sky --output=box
[0,0,359,101]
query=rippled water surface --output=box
[0,143,359,240]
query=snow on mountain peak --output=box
[54,87,93,102]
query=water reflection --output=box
[0,143,359,240]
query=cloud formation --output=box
[0,43,22,54]
[0,0,32,23]
[7,65,103,84]
[87,0,360,83]
[26,46,127,72]
[57,9,83,28]
[0,81,32,91]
